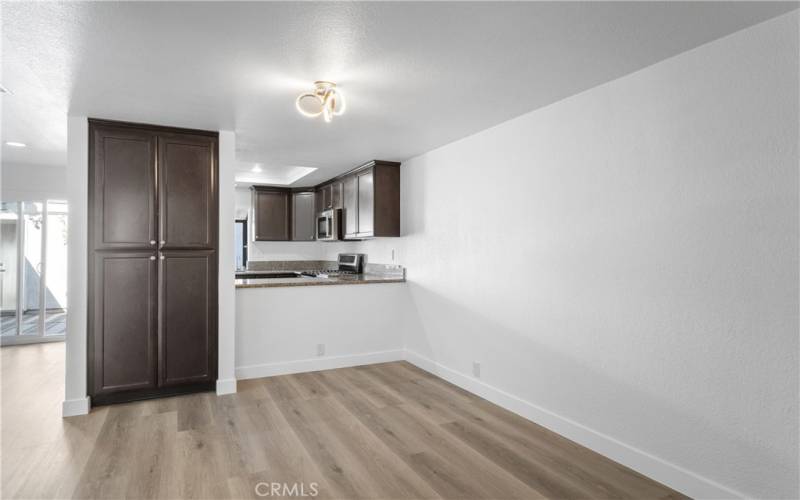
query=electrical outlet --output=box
[317,344,325,357]
[473,361,481,378]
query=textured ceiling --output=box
[2,1,797,185]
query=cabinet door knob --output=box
[149,256,156,261]
[150,240,156,245]
[160,240,166,245]
[159,255,165,260]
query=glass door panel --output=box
[235,219,247,271]
[0,202,19,337]
[1,199,68,345]
[21,202,43,336]
[45,201,68,336]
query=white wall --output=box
[1,162,67,201]
[217,131,237,394]
[235,283,408,378]
[63,116,89,417]
[400,12,798,499]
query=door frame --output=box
[1,201,66,346]
[235,219,248,270]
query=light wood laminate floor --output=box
[1,343,687,499]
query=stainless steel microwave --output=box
[317,209,342,241]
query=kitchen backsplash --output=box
[248,239,401,266]
[247,259,405,277]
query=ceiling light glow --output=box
[5,141,26,148]
[251,164,262,173]
[296,81,345,122]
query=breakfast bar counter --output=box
[235,273,406,288]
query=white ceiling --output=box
[2,1,797,186]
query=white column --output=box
[63,115,90,417]
[216,130,237,394]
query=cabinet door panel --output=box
[356,169,374,236]
[91,126,157,249]
[253,190,290,240]
[331,181,343,209]
[315,187,325,214]
[322,184,332,210]
[373,163,401,237]
[159,134,217,249]
[91,251,157,395]
[292,192,315,241]
[343,175,358,238]
[159,250,216,386]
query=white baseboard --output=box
[403,349,744,500]
[216,378,238,395]
[236,349,405,380]
[62,396,91,417]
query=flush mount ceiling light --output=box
[295,81,346,123]
[5,141,26,148]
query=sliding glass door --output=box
[45,201,68,336]
[0,202,20,339]
[0,200,68,345]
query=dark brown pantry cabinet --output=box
[88,119,218,405]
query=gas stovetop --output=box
[300,269,359,278]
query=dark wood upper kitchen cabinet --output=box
[88,119,218,406]
[356,169,375,236]
[330,180,343,209]
[343,175,358,239]
[292,191,316,241]
[251,187,291,241]
[249,160,398,242]
[315,181,343,213]
[315,184,327,214]
[343,160,400,239]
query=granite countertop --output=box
[235,261,406,288]
[235,273,405,288]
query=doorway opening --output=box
[0,200,68,345]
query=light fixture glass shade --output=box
[296,81,345,122]
[296,92,324,117]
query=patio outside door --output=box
[0,200,68,345]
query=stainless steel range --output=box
[336,253,365,273]
[305,253,365,278]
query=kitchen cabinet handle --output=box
[160,255,165,260]
[150,240,156,245]
[160,240,166,245]
[149,256,156,261]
